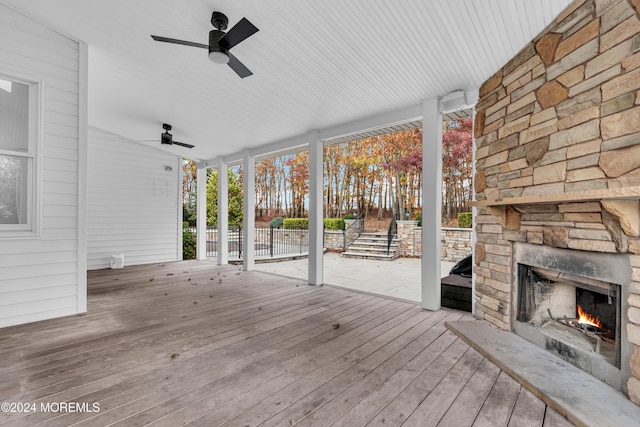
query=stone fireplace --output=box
[472,0,640,405]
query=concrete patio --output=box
[255,253,456,303]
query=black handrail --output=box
[387,215,397,254]
[343,213,365,251]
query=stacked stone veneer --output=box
[396,221,472,262]
[396,221,420,257]
[324,230,344,252]
[441,228,473,261]
[473,0,640,403]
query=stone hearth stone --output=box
[445,320,640,427]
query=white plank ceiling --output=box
[0,0,572,161]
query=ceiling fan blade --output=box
[172,140,195,149]
[151,35,208,49]
[227,52,253,78]
[218,18,258,49]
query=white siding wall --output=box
[0,6,84,327]
[87,127,180,270]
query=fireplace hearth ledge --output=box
[446,320,640,427]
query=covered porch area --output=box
[0,261,570,426]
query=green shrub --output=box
[458,212,472,228]
[183,229,196,259]
[283,218,309,229]
[182,221,190,229]
[343,213,355,220]
[269,217,284,228]
[323,218,345,230]
[416,213,422,227]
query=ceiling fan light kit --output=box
[151,11,258,78]
[208,44,229,64]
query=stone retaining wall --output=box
[324,230,344,252]
[323,223,471,261]
[396,221,472,262]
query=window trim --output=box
[0,71,43,238]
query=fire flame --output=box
[577,305,603,329]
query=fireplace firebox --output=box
[512,243,632,392]
[517,264,621,368]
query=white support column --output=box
[196,163,207,261]
[421,97,443,310]
[217,161,229,265]
[308,130,323,286]
[470,106,477,315]
[242,152,256,271]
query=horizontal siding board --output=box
[45,109,79,127]
[0,49,79,91]
[44,145,79,161]
[86,233,177,241]
[42,216,79,229]
[0,251,76,269]
[87,127,179,270]
[43,181,79,195]
[0,273,76,293]
[0,307,79,328]
[0,240,77,255]
[86,215,176,224]
[46,87,80,105]
[89,247,178,257]
[43,193,79,206]
[0,7,80,50]
[44,204,79,217]
[0,24,79,68]
[45,98,79,116]
[0,5,81,327]
[41,229,78,241]
[0,262,78,281]
[1,284,77,305]
[43,158,79,175]
[46,134,81,150]
[44,122,79,139]
[0,296,77,320]
[0,47,79,84]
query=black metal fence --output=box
[196,226,309,259]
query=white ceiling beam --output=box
[204,103,424,165]
[204,92,478,166]
[250,134,309,160]
[319,103,423,142]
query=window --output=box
[0,74,40,236]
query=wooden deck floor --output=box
[0,261,574,426]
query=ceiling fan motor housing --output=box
[161,131,172,145]
[209,30,229,63]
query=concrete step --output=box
[341,251,398,261]
[347,245,397,253]
[349,241,399,248]
[359,232,397,239]
[354,236,399,242]
[351,239,399,246]
[343,232,399,260]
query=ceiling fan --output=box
[159,123,194,149]
[151,11,259,78]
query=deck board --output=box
[0,261,574,426]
